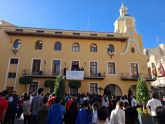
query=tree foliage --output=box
[136,77,149,105]
[54,75,65,99]
[19,76,33,84]
[19,76,33,90]
[44,80,55,87]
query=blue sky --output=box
[0,0,165,48]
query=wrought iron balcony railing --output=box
[121,73,156,81]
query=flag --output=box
[152,63,157,78]
[158,63,165,76]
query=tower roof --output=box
[119,3,128,16]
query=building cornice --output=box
[5,30,128,41]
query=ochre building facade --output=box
[0,4,153,96]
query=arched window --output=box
[107,44,115,53]
[90,43,97,52]
[35,40,43,50]
[12,39,21,49]
[72,42,80,52]
[54,41,62,51]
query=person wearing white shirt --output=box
[146,93,162,124]
[131,96,136,107]
[102,95,109,108]
[110,101,125,124]
[92,102,100,124]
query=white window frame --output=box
[89,61,99,77]
[107,61,117,75]
[30,58,42,75]
[70,60,80,70]
[89,82,99,94]
[51,59,61,75]
[129,62,139,77]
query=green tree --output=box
[54,75,65,99]
[136,77,149,105]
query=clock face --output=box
[13,39,21,49]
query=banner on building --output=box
[66,71,84,80]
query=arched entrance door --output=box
[104,84,122,96]
[128,85,136,97]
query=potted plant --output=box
[54,75,65,100]
[136,77,152,124]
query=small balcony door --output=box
[52,60,61,75]
[32,59,41,75]
[130,63,139,78]
[71,61,80,71]
[90,62,97,76]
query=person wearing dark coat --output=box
[37,96,49,124]
[64,101,78,124]
[123,102,139,124]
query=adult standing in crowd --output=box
[146,92,162,124]
[63,101,78,124]
[47,97,65,124]
[123,102,139,124]
[110,101,125,124]
[76,100,92,124]
[91,102,100,124]
[23,95,31,124]
[156,106,165,124]
[31,88,44,124]
[38,96,49,124]
[0,90,8,124]
[97,106,109,124]
[8,91,20,124]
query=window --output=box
[90,34,97,37]
[131,47,135,53]
[36,30,44,33]
[90,43,97,52]
[8,72,16,78]
[54,41,62,51]
[107,44,115,53]
[31,59,41,75]
[90,62,97,76]
[108,62,116,74]
[72,43,80,52]
[90,83,98,94]
[73,33,80,36]
[10,58,18,64]
[70,88,78,95]
[29,82,38,94]
[55,32,62,35]
[16,29,23,32]
[13,39,21,49]
[52,60,61,75]
[35,40,43,50]
[130,63,139,78]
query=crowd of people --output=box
[0,88,165,124]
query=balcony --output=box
[22,70,57,79]
[84,72,105,80]
[22,69,105,80]
[121,73,156,81]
